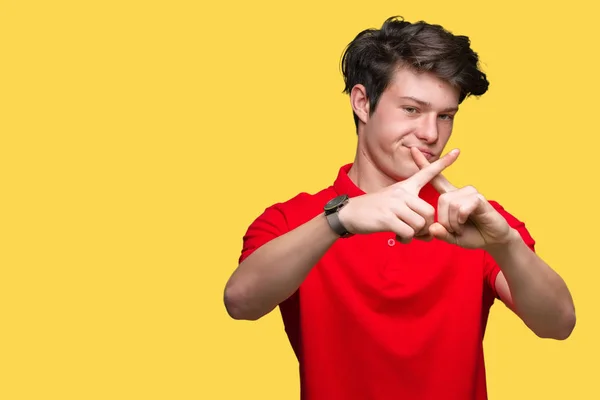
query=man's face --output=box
[359,67,461,181]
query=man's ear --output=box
[350,84,370,125]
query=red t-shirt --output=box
[239,164,536,400]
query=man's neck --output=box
[346,149,399,194]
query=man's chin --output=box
[391,163,419,182]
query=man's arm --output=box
[409,148,576,340]
[224,151,461,321]
[488,232,576,340]
[224,213,338,321]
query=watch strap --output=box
[326,209,352,238]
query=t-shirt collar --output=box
[332,163,439,205]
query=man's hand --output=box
[338,149,460,244]
[410,147,514,249]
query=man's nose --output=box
[415,115,438,143]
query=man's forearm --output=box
[486,230,576,339]
[224,213,339,321]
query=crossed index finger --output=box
[410,147,458,194]
[404,148,460,193]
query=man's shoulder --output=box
[238,185,338,264]
[242,163,349,243]
[282,186,336,208]
[259,185,337,226]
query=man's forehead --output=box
[386,69,460,107]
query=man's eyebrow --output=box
[399,96,459,113]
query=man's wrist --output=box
[336,200,353,234]
[484,228,522,256]
[324,195,353,238]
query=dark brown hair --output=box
[341,16,489,129]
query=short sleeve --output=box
[239,204,290,264]
[238,205,301,354]
[483,201,536,298]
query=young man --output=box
[224,16,576,400]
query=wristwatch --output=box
[324,194,353,238]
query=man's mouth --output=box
[407,146,435,161]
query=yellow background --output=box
[1,1,598,399]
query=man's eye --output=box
[403,107,417,114]
[439,114,454,120]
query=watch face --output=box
[324,195,348,211]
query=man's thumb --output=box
[429,223,456,244]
